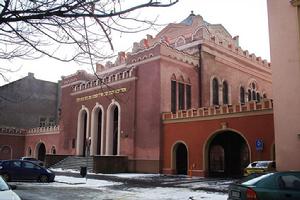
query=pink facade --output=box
[0,13,277,176]
[267,0,300,171]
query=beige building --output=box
[267,0,300,171]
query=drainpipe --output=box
[198,44,203,107]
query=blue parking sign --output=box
[256,139,264,151]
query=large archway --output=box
[173,142,188,175]
[76,108,89,156]
[0,146,12,160]
[206,131,249,177]
[36,143,46,161]
[106,102,120,155]
[91,105,104,155]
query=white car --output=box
[0,176,21,200]
[20,157,44,166]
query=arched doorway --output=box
[106,102,120,155]
[76,108,89,156]
[207,131,249,177]
[0,146,12,160]
[112,107,119,155]
[91,105,103,155]
[36,143,46,161]
[173,143,188,175]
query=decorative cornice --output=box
[163,109,273,124]
[291,0,300,7]
[162,99,273,122]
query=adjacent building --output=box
[0,73,60,160]
[267,0,300,171]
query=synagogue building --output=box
[0,13,274,177]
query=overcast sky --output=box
[0,0,270,85]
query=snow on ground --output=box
[124,187,227,200]
[51,168,160,179]
[47,175,227,200]
[54,175,122,187]
[106,173,160,178]
[48,169,229,199]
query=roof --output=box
[180,11,196,25]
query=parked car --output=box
[228,171,300,200]
[244,160,276,176]
[0,176,21,200]
[20,157,44,166]
[0,160,55,182]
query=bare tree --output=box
[0,0,178,65]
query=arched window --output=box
[222,81,229,105]
[212,78,219,105]
[252,90,256,101]
[257,92,261,102]
[263,93,267,99]
[248,81,261,102]
[171,80,177,113]
[171,75,192,112]
[175,37,185,47]
[51,146,56,154]
[240,87,245,104]
[248,89,252,101]
[186,84,191,109]
[0,146,12,160]
[178,82,185,110]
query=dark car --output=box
[228,171,300,200]
[0,160,55,182]
[20,157,44,166]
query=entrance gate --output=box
[36,143,46,161]
[207,131,249,177]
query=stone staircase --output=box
[50,156,94,171]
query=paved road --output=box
[15,184,103,200]
[12,173,232,200]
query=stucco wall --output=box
[267,0,300,171]
[60,76,136,157]
[201,50,272,107]
[0,134,25,159]
[162,112,274,176]
[0,73,59,128]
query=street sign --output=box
[255,139,264,151]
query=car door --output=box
[21,161,41,180]
[277,173,300,200]
[10,161,23,180]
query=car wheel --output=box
[2,173,10,182]
[39,175,49,183]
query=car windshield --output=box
[0,177,9,191]
[249,161,271,168]
[256,161,271,168]
[242,173,274,186]
[23,157,36,161]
